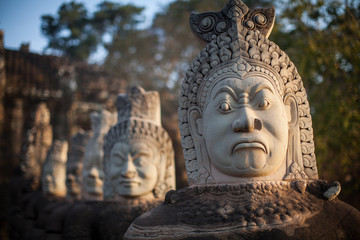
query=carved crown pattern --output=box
[190,0,275,45]
[116,86,161,126]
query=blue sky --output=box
[0,0,174,54]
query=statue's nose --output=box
[121,157,138,178]
[89,167,99,178]
[45,174,52,181]
[232,107,260,132]
[67,174,75,183]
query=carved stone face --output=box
[66,161,83,196]
[198,74,289,178]
[42,162,66,196]
[83,150,105,195]
[35,104,50,126]
[109,140,158,198]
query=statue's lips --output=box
[86,178,102,187]
[120,180,141,187]
[232,141,267,153]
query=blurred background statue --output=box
[81,109,116,201]
[20,103,53,189]
[42,140,68,198]
[66,130,89,200]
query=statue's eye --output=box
[219,102,231,112]
[258,99,270,109]
[135,156,148,167]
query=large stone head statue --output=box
[82,109,116,201]
[103,86,175,201]
[42,140,68,197]
[179,0,318,185]
[66,130,89,200]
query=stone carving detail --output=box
[116,86,161,125]
[42,140,68,197]
[21,103,53,185]
[180,0,317,184]
[103,86,175,201]
[125,180,360,240]
[66,130,89,200]
[190,0,275,45]
[82,109,116,201]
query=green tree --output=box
[278,0,360,208]
[41,1,98,60]
[41,1,145,62]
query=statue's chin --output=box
[213,165,277,178]
[232,149,267,170]
[211,150,280,178]
[86,186,103,195]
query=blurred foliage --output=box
[41,0,360,208]
[41,1,144,61]
[276,0,360,208]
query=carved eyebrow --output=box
[213,86,237,100]
[131,144,152,157]
[132,150,150,158]
[250,82,274,97]
[111,151,126,160]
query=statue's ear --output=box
[284,93,298,127]
[188,106,203,140]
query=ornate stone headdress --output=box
[178,0,318,184]
[103,86,175,199]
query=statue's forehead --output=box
[111,140,154,153]
[210,76,274,95]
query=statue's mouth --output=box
[120,180,141,187]
[67,182,79,189]
[86,178,102,187]
[232,139,268,154]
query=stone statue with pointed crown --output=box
[125,1,360,239]
[103,86,175,202]
[42,140,68,197]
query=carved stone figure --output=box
[66,130,89,200]
[103,86,175,201]
[62,87,175,240]
[21,103,53,187]
[82,109,116,201]
[125,1,360,239]
[42,140,68,197]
